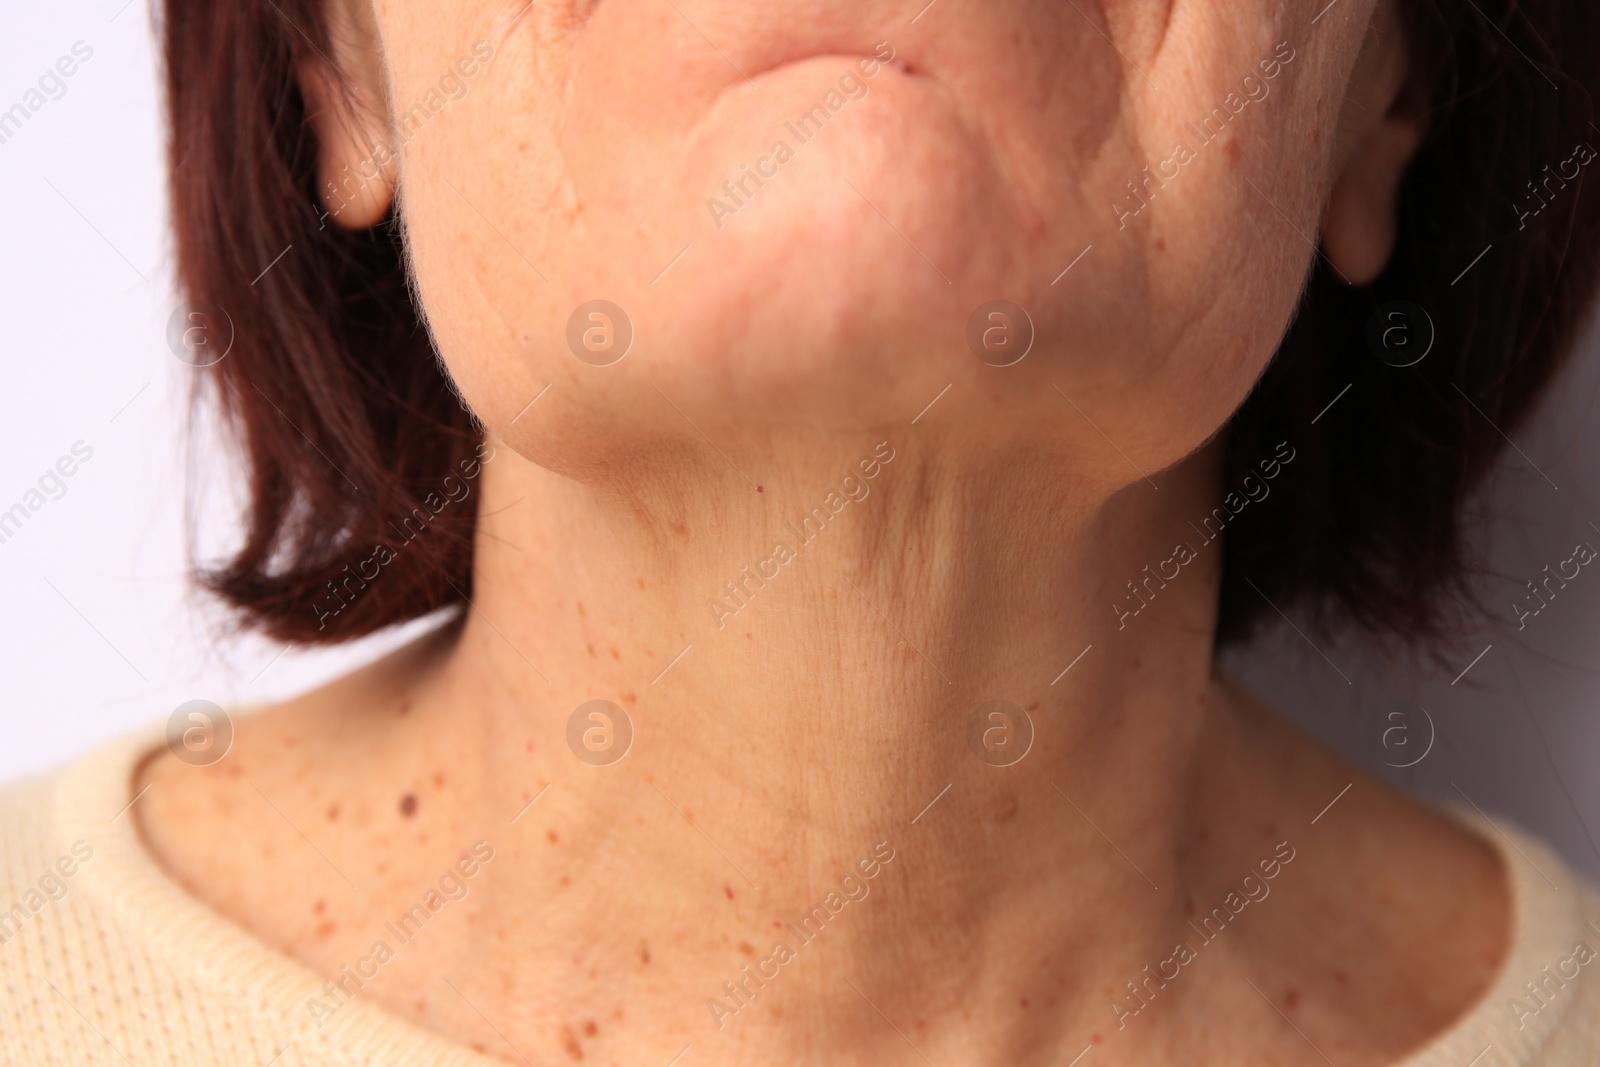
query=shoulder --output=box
[0,740,173,1063]
[1387,811,1600,1067]
[0,720,495,1067]
[1218,675,1597,1065]
[135,626,455,955]
[0,766,92,950]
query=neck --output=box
[399,429,1264,1059]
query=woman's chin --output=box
[667,55,1019,292]
[571,63,1062,418]
[445,56,1131,445]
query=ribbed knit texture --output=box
[2,724,1597,1065]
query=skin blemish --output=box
[560,875,571,886]
[609,647,620,660]
[622,693,637,706]
[738,941,756,956]
[548,830,560,844]
[561,1025,584,1060]
[326,803,339,822]
[725,886,734,900]
[432,772,444,788]
[582,1020,598,1038]
[1284,986,1300,1010]
[995,795,1019,823]
[1224,139,1241,166]
[312,898,326,914]
[315,921,335,939]
[397,700,412,716]
[399,793,418,817]
[639,941,651,965]
[1020,996,1029,1009]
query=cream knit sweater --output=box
[2,726,1597,1066]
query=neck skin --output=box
[400,429,1270,1061]
[140,424,1508,1066]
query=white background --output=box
[3,3,1599,881]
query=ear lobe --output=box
[299,12,396,230]
[1323,113,1424,285]
[1322,1,1426,286]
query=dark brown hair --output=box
[163,0,1600,647]
[1218,0,1600,646]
